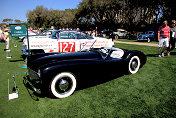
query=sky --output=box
[0,0,82,23]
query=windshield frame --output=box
[51,30,94,40]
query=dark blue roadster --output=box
[25,46,146,98]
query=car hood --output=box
[27,51,101,71]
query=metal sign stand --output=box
[14,41,17,47]
[8,72,19,100]
[6,49,12,58]
[26,24,30,55]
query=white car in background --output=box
[21,30,114,55]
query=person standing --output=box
[51,26,55,34]
[4,28,10,51]
[158,20,170,57]
[167,20,176,56]
[0,27,5,42]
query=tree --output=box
[14,19,22,23]
[26,1,175,31]
[75,0,125,30]
[26,6,77,29]
[26,5,49,29]
[0,23,8,27]
[2,18,13,24]
[76,0,174,31]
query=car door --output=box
[74,32,96,51]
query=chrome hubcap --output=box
[59,79,69,91]
[55,77,72,93]
[131,60,138,71]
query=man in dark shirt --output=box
[167,20,176,56]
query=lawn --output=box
[0,38,176,118]
[115,39,159,44]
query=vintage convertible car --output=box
[25,45,146,99]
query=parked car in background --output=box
[113,29,129,39]
[100,29,113,37]
[137,31,155,42]
[21,30,114,55]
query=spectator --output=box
[158,20,170,57]
[167,20,176,56]
[4,28,10,51]
[0,27,5,42]
[51,26,55,34]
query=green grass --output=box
[0,38,176,118]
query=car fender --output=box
[123,50,147,66]
[40,60,94,80]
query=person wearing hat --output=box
[4,28,10,51]
[167,20,176,56]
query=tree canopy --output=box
[25,0,176,31]
[26,5,77,29]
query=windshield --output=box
[40,30,52,36]
[51,31,94,39]
[145,31,153,34]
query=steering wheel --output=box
[98,47,110,59]
[99,47,109,54]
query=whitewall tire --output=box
[50,72,77,98]
[128,56,141,74]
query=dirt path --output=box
[95,37,158,47]
[114,40,158,47]
[96,37,158,47]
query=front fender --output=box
[123,50,147,66]
[40,60,88,79]
[27,52,61,66]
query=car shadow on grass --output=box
[146,54,159,57]
[76,72,125,91]
[146,51,176,57]
[9,59,24,62]
[171,52,176,55]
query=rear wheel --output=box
[49,72,77,98]
[128,56,141,74]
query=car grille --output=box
[28,68,40,81]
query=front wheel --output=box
[128,56,141,74]
[49,72,77,98]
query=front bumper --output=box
[25,68,42,89]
